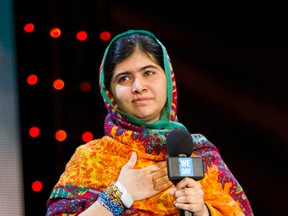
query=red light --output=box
[82,131,93,142]
[100,31,111,41]
[53,79,65,90]
[50,27,61,38]
[29,126,40,138]
[76,31,88,41]
[80,81,91,92]
[55,130,67,141]
[27,74,38,85]
[24,23,34,33]
[32,180,43,192]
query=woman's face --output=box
[110,49,167,124]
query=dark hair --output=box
[103,33,164,90]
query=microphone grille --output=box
[166,128,194,156]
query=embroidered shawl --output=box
[46,30,254,215]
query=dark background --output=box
[14,0,288,215]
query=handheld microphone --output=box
[166,128,204,216]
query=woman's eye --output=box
[118,76,129,83]
[144,71,154,76]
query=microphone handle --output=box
[180,209,193,216]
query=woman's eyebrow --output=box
[113,71,130,80]
[139,65,158,71]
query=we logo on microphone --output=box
[178,158,194,176]
[166,156,204,184]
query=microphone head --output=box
[166,128,194,156]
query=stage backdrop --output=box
[0,0,24,215]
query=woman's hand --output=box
[117,151,173,201]
[169,177,210,216]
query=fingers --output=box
[154,160,167,169]
[175,178,203,198]
[171,178,205,213]
[169,187,177,195]
[174,198,207,214]
[123,151,137,169]
[122,155,173,192]
[151,169,166,180]
[153,175,173,191]
[150,162,167,178]
[151,166,170,190]
[149,161,173,191]
[176,177,199,190]
[154,180,173,191]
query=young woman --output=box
[46,30,254,216]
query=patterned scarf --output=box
[99,29,187,155]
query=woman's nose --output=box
[132,78,146,93]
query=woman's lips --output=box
[132,97,150,105]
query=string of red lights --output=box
[21,22,111,198]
